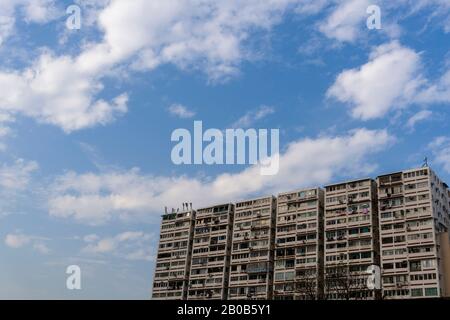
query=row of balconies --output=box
[378,174,403,186]
[324,219,372,228]
[326,244,373,252]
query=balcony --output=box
[379,174,403,186]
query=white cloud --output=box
[294,0,329,15]
[327,42,423,120]
[0,0,58,46]
[0,1,20,46]
[328,41,450,120]
[0,0,313,132]
[21,0,59,24]
[83,234,100,243]
[33,242,51,254]
[83,238,116,254]
[318,0,370,42]
[73,0,110,27]
[231,105,275,128]
[5,233,30,248]
[399,0,450,33]
[48,128,394,225]
[71,0,450,49]
[0,159,38,190]
[316,0,450,43]
[4,232,50,254]
[82,231,153,261]
[0,125,11,138]
[95,0,310,80]
[0,15,15,48]
[429,136,450,173]
[1,1,448,132]
[168,103,195,119]
[415,69,450,104]
[0,53,129,133]
[406,110,432,131]
[0,115,14,151]
[0,159,39,220]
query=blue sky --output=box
[0,0,449,299]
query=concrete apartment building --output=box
[377,167,450,299]
[273,188,324,300]
[187,203,234,300]
[324,178,380,300]
[151,166,450,300]
[152,206,195,300]
[228,196,276,300]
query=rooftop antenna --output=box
[422,157,428,168]
[164,206,168,214]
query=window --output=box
[383,263,394,270]
[285,271,295,281]
[275,272,284,281]
[410,261,421,272]
[285,260,295,268]
[421,259,435,269]
[349,253,360,260]
[396,261,407,269]
[383,276,394,284]
[395,275,407,283]
[416,182,428,188]
[275,260,285,268]
[411,288,423,297]
[381,212,392,219]
[360,227,370,233]
[425,288,438,297]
